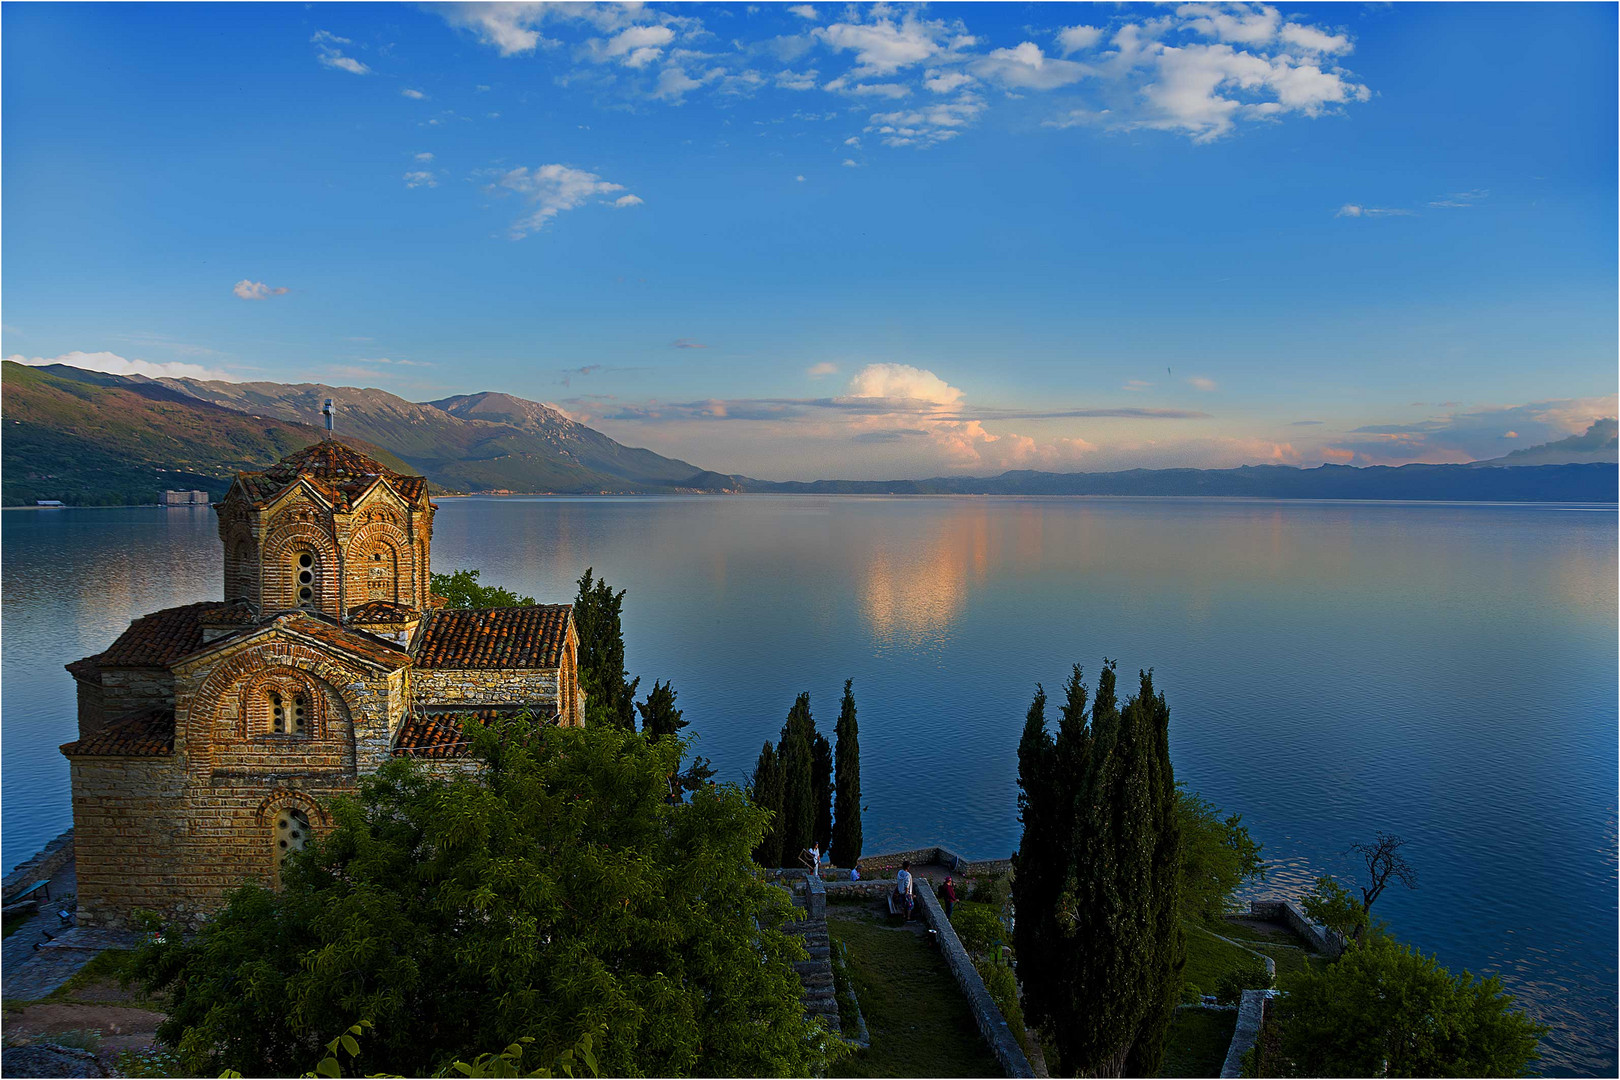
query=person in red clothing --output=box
[941,874,957,919]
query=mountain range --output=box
[2,360,1613,505]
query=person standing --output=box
[941,875,957,919]
[895,860,915,919]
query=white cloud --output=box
[842,158,860,167]
[414,151,435,162]
[923,69,976,94]
[404,171,438,188]
[590,24,676,68]
[7,350,239,382]
[1177,3,1282,46]
[1428,189,1489,208]
[813,12,961,77]
[1056,25,1103,55]
[843,363,964,407]
[497,164,634,238]
[654,64,724,101]
[866,95,986,148]
[1335,204,1412,218]
[807,362,839,377]
[823,76,911,99]
[971,42,1089,91]
[402,88,427,100]
[439,2,555,56]
[1278,21,1352,56]
[1187,376,1218,392]
[611,194,644,207]
[776,68,819,90]
[233,280,289,300]
[788,5,819,20]
[795,174,806,182]
[312,30,369,75]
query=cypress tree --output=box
[777,693,816,862]
[750,742,785,868]
[573,568,639,730]
[1011,684,1057,1030]
[831,679,863,867]
[811,732,834,854]
[636,680,686,741]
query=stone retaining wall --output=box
[1247,899,1345,958]
[1220,988,1275,1078]
[914,879,1036,1078]
[857,846,1013,877]
[2,829,74,902]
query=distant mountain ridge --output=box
[3,360,1613,505]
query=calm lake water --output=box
[3,496,1615,1074]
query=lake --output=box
[2,496,1614,1074]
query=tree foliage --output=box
[1301,876,1372,943]
[1269,933,1547,1077]
[1176,784,1265,923]
[776,693,818,862]
[573,568,639,730]
[831,680,863,867]
[750,741,786,868]
[431,569,536,609]
[131,718,834,1078]
[811,731,834,854]
[1011,663,1184,1078]
[635,679,686,741]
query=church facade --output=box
[61,442,583,929]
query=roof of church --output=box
[186,610,412,672]
[411,605,574,670]
[69,601,226,674]
[347,600,420,624]
[233,441,428,510]
[392,707,558,758]
[61,708,175,757]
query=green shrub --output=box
[951,902,1006,957]
[974,958,1030,1056]
[1215,955,1273,1005]
[115,1045,184,1078]
[967,874,1009,907]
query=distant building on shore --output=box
[36,500,64,507]
[63,442,584,930]
[161,490,211,506]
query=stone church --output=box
[60,441,583,929]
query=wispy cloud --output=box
[1336,204,1413,218]
[493,163,639,239]
[312,30,369,75]
[402,88,427,100]
[672,338,709,349]
[7,349,239,382]
[233,280,289,300]
[808,362,839,377]
[1187,376,1218,392]
[404,170,438,188]
[1428,188,1489,208]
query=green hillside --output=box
[1,362,415,506]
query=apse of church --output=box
[60,441,584,929]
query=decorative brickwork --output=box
[64,440,581,929]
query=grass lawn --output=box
[827,906,1001,1078]
[1159,1008,1237,1078]
[1182,924,1261,1000]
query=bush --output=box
[967,874,1009,907]
[951,902,1006,957]
[975,957,1031,1056]
[1215,955,1274,1005]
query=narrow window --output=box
[269,690,286,733]
[292,694,308,735]
[274,807,311,868]
[296,552,316,608]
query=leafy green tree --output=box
[635,680,685,741]
[1269,933,1547,1077]
[1016,663,1184,1078]
[811,731,834,854]
[776,693,817,862]
[131,718,833,1078]
[831,680,863,867]
[1301,876,1372,943]
[431,569,536,609]
[1176,785,1266,923]
[750,741,786,868]
[573,568,639,730]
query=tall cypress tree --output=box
[777,694,816,862]
[749,742,785,868]
[811,732,834,854]
[1011,684,1057,1030]
[573,568,639,730]
[831,679,863,867]
[636,680,686,741]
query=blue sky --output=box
[4,2,1615,479]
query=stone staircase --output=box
[786,881,840,1030]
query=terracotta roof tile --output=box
[61,709,175,757]
[392,707,556,758]
[74,602,225,671]
[412,606,573,670]
[347,601,419,624]
[231,441,429,511]
[278,614,412,671]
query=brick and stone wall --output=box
[1247,899,1345,958]
[413,668,560,709]
[70,756,187,928]
[857,846,1013,877]
[95,669,175,727]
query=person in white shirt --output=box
[894,860,915,919]
[808,842,821,878]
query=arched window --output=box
[294,551,318,608]
[268,689,310,735]
[273,807,311,868]
[269,689,286,733]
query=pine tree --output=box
[573,568,639,730]
[777,693,816,862]
[831,679,863,867]
[750,742,785,868]
[811,732,834,853]
[1125,669,1184,1077]
[635,680,686,741]
[1011,684,1056,1029]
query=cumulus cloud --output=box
[1335,396,1620,464]
[495,164,637,238]
[439,2,557,56]
[971,42,1089,91]
[312,30,369,74]
[776,68,819,90]
[866,95,986,147]
[404,171,438,188]
[589,24,676,68]
[813,11,965,78]
[1057,25,1103,55]
[7,350,239,382]
[788,5,819,19]
[612,194,644,207]
[233,280,289,300]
